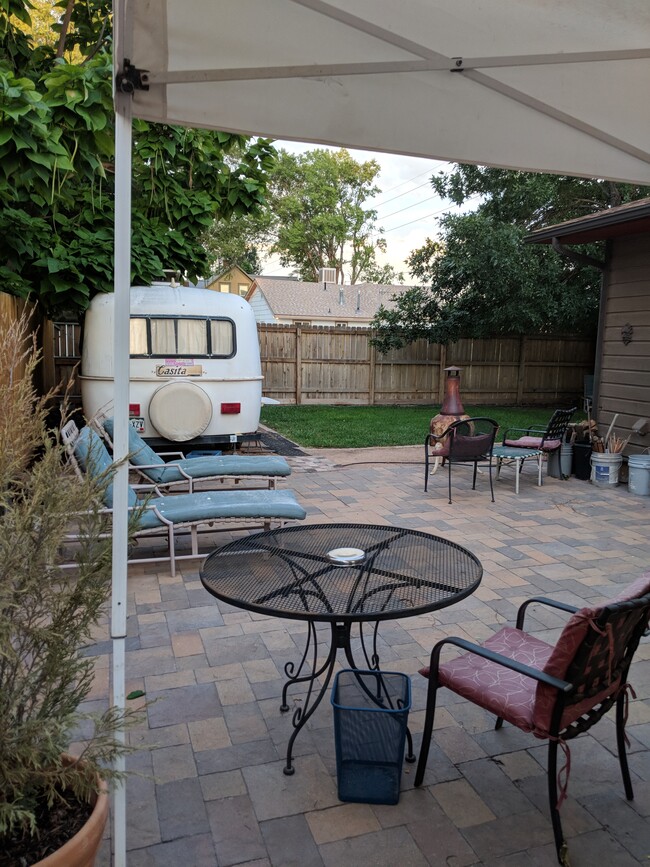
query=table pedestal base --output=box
[280,620,415,775]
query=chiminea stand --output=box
[428,366,470,475]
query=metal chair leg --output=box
[168,525,176,578]
[547,739,565,864]
[616,689,634,800]
[415,673,440,787]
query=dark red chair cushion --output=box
[504,436,561,451]
[420,572,650,739]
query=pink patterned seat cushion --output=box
[504,436,561,451]
[420,574,650,739]
[420,627,555,732]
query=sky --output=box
[260,141,471,283]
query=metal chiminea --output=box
[429,366,470,448]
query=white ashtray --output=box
[326,547,366,566]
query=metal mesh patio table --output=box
[200,523,482,773]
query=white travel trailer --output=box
[80,284,263,447]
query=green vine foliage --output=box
[0,1,276,316]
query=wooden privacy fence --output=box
[45,319,595,408]
[41,319,81,397]
[258,324,595,407]
[0,293,38,387]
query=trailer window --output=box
[129,316,235,357]
[130,319,148,355]
[150,319,177,355]
[210,320,234,355]
[178,319,207,355]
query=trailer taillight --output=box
[220,402,241,414]
[129,403,141,416]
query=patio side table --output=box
[493,445,543,494]
[200,523,482,774]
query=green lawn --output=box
[260,405,583,449]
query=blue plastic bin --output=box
[331,669,411,805]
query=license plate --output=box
[129,417,145,434]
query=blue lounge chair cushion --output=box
[73,426,138,509]
[136,489,307,530]
[103,418,291,483]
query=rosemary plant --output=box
[0,307,134,846]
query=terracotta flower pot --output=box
[34,758,109,867]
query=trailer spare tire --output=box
[149,381,213,441]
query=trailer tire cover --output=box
[149,381,213,441]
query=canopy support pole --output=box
[111,87,133,867]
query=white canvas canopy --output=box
[109,2,650,864]
[117,0,650,184]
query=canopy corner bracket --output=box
[450,57,464,72]
[116,58,150,94]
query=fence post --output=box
[368,338,376,406]
[41,318,56,393]
[516,336,526,405]
[295,325,302,405]
[437,344,447,404]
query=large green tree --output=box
[265,148,399,284]
[0,0,275,316]
[202,209,273,276]
[372,166,650,351]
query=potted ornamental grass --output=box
[0,308,136,866]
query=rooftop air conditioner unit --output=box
[319,267,337,284]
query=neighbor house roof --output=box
[248,277,409,322]
[527,197,650,245]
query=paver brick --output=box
[99,455,650,865]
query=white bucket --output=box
[590,452,623,486]
[628,454,650,496]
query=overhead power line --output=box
[372,160,447,204]
[373,179,433,211]
[379,193,444,222]
[383,194,481,233]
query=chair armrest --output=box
[431,636,573,693]
[515,596,579,630]
[128,501,173,526]
[501,426,534,441]
[133,461,193,482]
[132,483,163,496]
[425,432,446,446]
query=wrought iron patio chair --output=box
[415,574,650,865]
[501,407,576,483]
[424,417,499,504]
